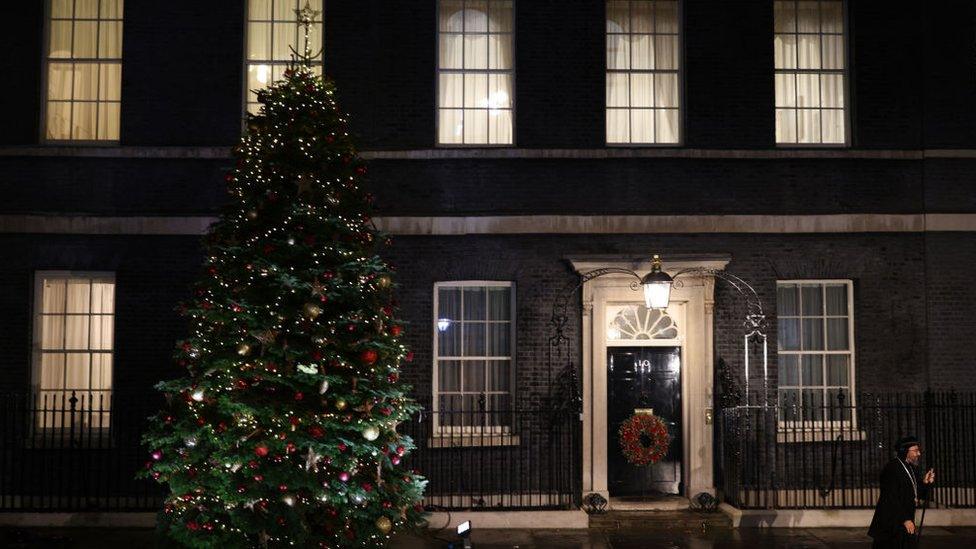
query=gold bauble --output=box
[377,275,392,289]
[362,426,380,441]
[236,343,251,356]
[375,516,392,534]
[335,399,347,411]
[303,303,322,319]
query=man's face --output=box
[905,445,922,465]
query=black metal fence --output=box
[0,391,580,513]
[720,392,976,509]
[0,391,163,511]
[400,396,581,511]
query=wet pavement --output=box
[4,525,976,548]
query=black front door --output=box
[607,347,682,496]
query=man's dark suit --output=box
[868,458,927,548]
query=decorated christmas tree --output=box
[141,9,425,547]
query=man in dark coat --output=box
[868,436,936,548]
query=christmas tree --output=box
[141,9,425,547]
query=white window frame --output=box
[41,0,124,143]
[243,0,324,116]
[774,0,850,147]
[776,279,856,431]
[432,281,516,436]
[32,271,116,430]
[605,0,683,146]
[435,0,516,147]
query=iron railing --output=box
[0,391,581,512]
[0,391,163,511]
[401,396,581,511]
[720,391,976,509]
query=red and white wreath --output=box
[618,413,670,466]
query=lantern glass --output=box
[643,280,672,309]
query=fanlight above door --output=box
[607,305,678,341]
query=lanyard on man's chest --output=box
[899,459,918,500]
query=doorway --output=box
[606,346,682,496]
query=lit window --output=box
[44,0,124,141]
[245,0,323,115]
[774,0,847,144]
[606,0,681,144]
[32,273,115,428]
[437,0,514,145]
[434,282,514,430]
[777,281,854,423]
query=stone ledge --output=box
[426,509,589,529]
[719,503,976,528]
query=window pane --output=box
[773,1,795,33]
[801,318,824,350]
[65,353,92,389]
[826,355,849,386]
[438,109,464,144]
[655,109,678,143]
[463,321,486,355]
[822,34,844,69]
[487,360,510,392]
[438,287,462,319]
[49,21,73,58]
[774,35,797,69]
[463,34,488,69]
[73,63,98,101]
[780,389,800,420]
[632,35,653,70]
[438,73,463,108]
[778,317,800,350]
[801,354,823,386]
[489,1,512,32]
[440,0,464,31]
[98,21,123,58]
[796,1,819,33]
[273,0,298,22]
[51,0,72,19]
[802,389,823,421]
[438,395,462,421]
[463,360,486,391]
[42,279,67,313]
[826,389,851,420]
[463,73,487,108]
[463,287,487,320]
[777,284,799,316]
[248,23,272,59]
[76,0,98,19]
[778,354,799,386]
[631,1,652,33]
[439,34,463,69]
[437,318,460,356]
[66,279,92,313]
[463,108,487,142]
[797,34,821,69]
[97,102,120,140]
[91,315,114,350]
[438,360,461,391]
[48,62,73,101]
[487,287,511,320]
[41,315,65,350]
[656,1,678,33]
[46,102,72,140]
[800,285,823,315]
[825,284,848,315]
[98,63,121,100]
[796,73,819,108]
[65,315,90,349]
[72,101,96,139]
[826,318,848,350]
[607,1,630,33]
[821,2,843,33]
[820,74,844,108]
[488,109,512,144]
[464,2,488,32]
[607,73,629,107]
[775,108,797,144]
[488,73,512,109]
[775,73,796,107]
[272,22,296,61]
[607,34,630,69]
[607,109,629,142]
[40,353,67,391]
[654,35,677,70]
[655,73,678,108]
[487,34,512,69]
[630,109,653,142]
[631,73,653,107]
[821,109,844,144]
[487,323,510,357]
[797,109,821,143]
[73,21,98,58]
[91,353,113,390]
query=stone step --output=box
[588,510,732,531]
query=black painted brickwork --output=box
[2,1,976,148]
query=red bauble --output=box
[279,484,288,492]
[294,391,304,401]
[396,445,406,456]
[309,426,325,438]
[254,444,269,457]
[390,326,403,337]
[187,520,200,531]
[388,373,399,383]
[254,474,264,482]
[405,351,414,363]
[338,442,348,452]
[361,350,378,365]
